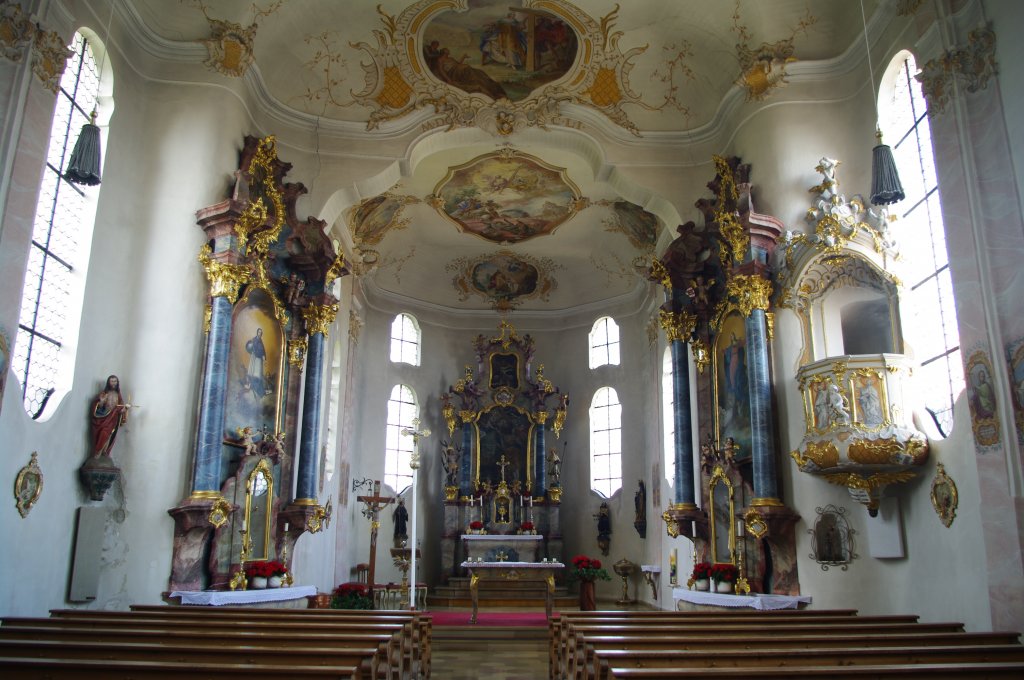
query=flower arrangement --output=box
[245,560,287,579]
[330,582,374,610]
[469,520,484,531]
[710,562,739,583]
[569,555,611,583]
[691,562,712,581]
[520,521,535,532]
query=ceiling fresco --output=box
[430,149,584,244]
[447,250,562,311]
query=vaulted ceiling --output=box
[123,0,882,313]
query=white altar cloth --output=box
[673,588,811,611]
[170,585,317,606]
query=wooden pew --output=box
[0,656,362,679]
[0,624,398,680]
[125,605,432,678]
[592,644,1024,680]
[16,614,406,674]
[549,611,912,678]
[607,662,1024,678]
[0,638,378,680]
[564,619,965,679]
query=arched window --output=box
[589,316,620,369]
[590,387,622,497]
[384,384,418,493]
[323,333,344,486]
[12,31,106,419]
[879,52,963,435]
[662,348,675,486]
[389,313,420,366]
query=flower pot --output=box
[268,575,283,588]
[715,580,734,594]
[579,580,597,611]
[250,576,268,590]
[694,578,710,592]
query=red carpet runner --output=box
[428,611,552,627]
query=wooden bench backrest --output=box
[607,661,1024,678]
[0,656,361,679]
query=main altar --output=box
[437,321,568,582]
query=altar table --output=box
[672,587,811,611]
[169,584,317,607]
[461,534,543,563]
[460,561,564,623]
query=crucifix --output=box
[497,453,511,483]
[357,480,394,598]
[400,418,431,610]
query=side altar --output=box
[437,322,569,582]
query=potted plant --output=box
[265,560,288,588]
[689,562,712,591]
[468,520,485,534]
[519,520,535,534]
[244,560,275,589]
[569,555,611,610]
[330,582,374,609]
[710,562,739,593]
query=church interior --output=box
[2,0,1024,675]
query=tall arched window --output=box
[880,51,963,435]
[589,316,620,369]
[384,384,418,493]
[661,348,675,486]
[590,387,622,497]
[389,313,420,366]
[12,31,106,419]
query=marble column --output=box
[460,421,473,497]
[194,296,233,493]
[670,338,696,507]
[534,419,547,494]
[295,299,338,503]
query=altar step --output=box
[427,576,578,610]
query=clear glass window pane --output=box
[589,317,620,369]
[389,313,421,365]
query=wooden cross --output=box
[357,480,394,597]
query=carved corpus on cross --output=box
[400,418,431,609]
[357,480,394,598]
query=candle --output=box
[284,522,289,532]
[520,495,524,508]
[241,519,246,532]
[529,497,534,508]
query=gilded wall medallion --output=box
[930,462,958,528]
[14,451,42,518]
[966,349,999,448]
[432,150,582,244]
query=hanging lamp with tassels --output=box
[63,109,102,186]
[860,0,904,207]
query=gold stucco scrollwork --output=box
[287,337,308,367]
[208,496,231,529]
[198,245,251,302]
[325,251,347,288]
[690,337,709,374]
[307,504,326,534]
[14,452,43,518]
[661,510,679,538]
[726,275,772,317]
[649,258,672,290]
[659,309,697,343]
[765,312,775,341]
[930,462,958,528]
[302,302,339,337]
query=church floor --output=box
[431,638,548,680]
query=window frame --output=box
[588,316,620,369]
[389,312,421,366]
[384,383,418,494]
[589,386,623,498]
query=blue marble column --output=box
[535,422,547,493]
[460,421,473,497]
[745,309,779,502]
[194,296,232,493]
[671,338,697,508]
[295,332,325,501]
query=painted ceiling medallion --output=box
[430,149,584,244]
[447,249,561,311]
[595,199,661,250]
[335,0,650,136]
[348,191,421,246]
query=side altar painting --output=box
[713,311,752,461]
[225,288,284,447]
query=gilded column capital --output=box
[659,309,697,342]
[198,244,251,302]
[726,274,773,316]
[302,302,340,337]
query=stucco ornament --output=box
[185,1,285,78]
[916,25,997,116]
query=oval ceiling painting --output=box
[433,150,582,244]
[422,1,579,102]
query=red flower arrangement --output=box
[710,563,739,583]
[330,582,373,610]
[691,562,712,581]
[245,560,287,578]
[469,520,484,530]
[520,521,535,531]
[569,555,611,583]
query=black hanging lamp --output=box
[860,0,904,206]
[63,109,102,186]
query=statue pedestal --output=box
[462,534,542,564]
